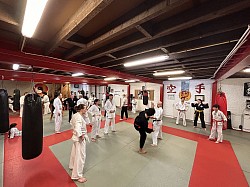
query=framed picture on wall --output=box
[195,95,205,101]
[74,84,79,88]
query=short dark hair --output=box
[212,104,219,109]
[197,99,203,102]
[145,108,155,116]
[74,104,86,111]
[109,94,113,96]
[94,99,99,104]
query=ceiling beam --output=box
[0,48,161,84]
[45,0,114,54]
[65,0,190,59]
[0,2,18,25]
[78,0,250,63]
[64,40,86,48]
[135,25,153,38]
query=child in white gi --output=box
[69,104,90,183]
[88,99,102,142]
[104,94,116,134]
[131,97,137,113]
[53,93,63,134]
[8,123,22,139]
[151,101,163,146]
[175,97,188,126]
[208,104,227,143]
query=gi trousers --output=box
[152,121,163,145]
[104,117,115,133]
[176,111,186,126]
[209,123,223,142]
[55,112,62,132]
[121,106,128,119]
[194,111,206,128]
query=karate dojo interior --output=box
[0,0,250,186]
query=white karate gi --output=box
[69,112,89,180]
[9,128,22,139]
[88,96,96,106]
[43,95,51,115]
[175,101,188,126]
[53,97,62,132]
[131,99,137,113]
[152,107,163,145]
[88,105,101,139]
[104,99,116,133]
[77,98,90,124]
[8,98,16,112]
[20,95,25,117]
[209,110,227,142]
[102,94,106,108]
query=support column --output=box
[127,84,131,110]
[211,81,218,124]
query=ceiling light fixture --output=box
[125,80,136,83]
[72,72,84,77]
[104,77,117,81]
[124,55,169,67]
[21,0,48,38]
[168,77,192,81]
[153,70,185,76]
[243,68,250,73]
[12,64,19,70]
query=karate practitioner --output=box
[131,97,137,113]
[77,94,90,125]
[67,94,77,122]
[151,102,163,146]
[88,99,102,141]
[209,104,227,143]
[53,93,63,134]
[88,94,96,106]
[43,92,51,115]
[69,104,89,183]
[120,94,128,120]
[134,108,155,154]
[8,123,22,139]
[191,99,209,130]
[175,97,188,126]
[104,94,116,134]
[8,96,16,112]
[19,92,27,117]
[102,93,106,108]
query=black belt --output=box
[153,120,162,122]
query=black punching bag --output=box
[13,89,20,110]
[0,89,9,133]
[22,93,43,160]
[143,90,148,105]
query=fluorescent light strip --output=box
[243,68,250,73]
[104,77,117,81]
[72,72,84,77]
[168,77,192,81]
[12,64,19,70]
[124,55,169,67]
[153,70,185,76]
[22,0,48,38]
[125,80,136,83]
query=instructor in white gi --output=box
[69,104,89,183]
[151,101,163,146]
[53,93,62,134]
[104,94,116,134]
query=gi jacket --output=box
[88,105,101,122]
[70,112,87,142]
[191,103,209,111]
[134,111,153,133]
[105,99,116,119]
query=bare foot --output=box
[157,137,163,140]
[91,138,96,142]
[151,144,157,147]
[96,135,102,138]
[77,177,87,183]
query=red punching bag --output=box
[215,92,227,130]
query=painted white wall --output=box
[108,84,128,107]
[70,84,90,97]
[163,79,213,124]
[130,82,162,111]
[220,78,250,128]
[1,80,53,96]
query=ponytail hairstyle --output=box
[74,104,86,112]
[94,99,99,104]
[8,123,17,138]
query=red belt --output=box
[213,119,223,127]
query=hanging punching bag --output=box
[215,92,227,130]
[143,90,148,105]
[13,89,20,110]
[22,93,43,160]
[0,89,9,133]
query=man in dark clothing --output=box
[134,108,155,154]
[67,94,78,122]
[191,99,209,129]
